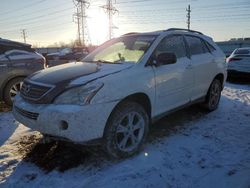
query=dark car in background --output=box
[46,47,88,67]
[0,38,45,105]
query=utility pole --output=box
[21,29,27,43]
[73,6,81,46]
[73,0,89,47]
[186,4,191,30]
[101,0,118,40]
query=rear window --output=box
[0,45,34,55]
[235,49,250,55]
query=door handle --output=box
[186,64,193,69]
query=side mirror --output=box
[155,52,177,66]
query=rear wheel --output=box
[104,102,149,159]
[3,77,24,106]
[204,79,222,111]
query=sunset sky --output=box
[0,0,249,46]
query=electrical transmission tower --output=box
[101,0,118,40]
[21,29,27,43]
[186,4,191,30]
[73,0,90,47]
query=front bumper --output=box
[13,95,118,143]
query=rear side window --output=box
[200,40,210,53]
[155,35,187,58]
[8,52,28,56]
[205,41,216,52]
[185,36,205,55]
[235,49,250,55]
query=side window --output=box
[8,52,26,56]
[154,35,186,59]
[185,36,205,55]
[205,41,216,52]
[200,39,210,53]
[0,46,10,55]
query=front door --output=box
[152,35,194,116]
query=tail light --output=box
[227,57,242,63]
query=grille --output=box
[21,81,52,100]
[14,106,39,120]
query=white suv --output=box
[13,28,227,158]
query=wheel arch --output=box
[214,73,224,87]
[103,92,152,136]
[1,75,26,101]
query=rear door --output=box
[6,50,38,69]
[153,35,194,115]
[184,35,215,100]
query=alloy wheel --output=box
[209,81,221,108]
[115,111,145,152]
[10,81,23,101]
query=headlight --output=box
[54,82,103,105]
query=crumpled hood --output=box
[29,62,133,86]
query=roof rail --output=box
[166,28,203,35]
[122,32,139,36]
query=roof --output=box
[0,38,31,48]
[122,28,204,37]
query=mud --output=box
[16,134,107,172]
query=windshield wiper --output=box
[86,60,122,64]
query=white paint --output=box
[13,30,227,144]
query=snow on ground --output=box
[0,82,250,188]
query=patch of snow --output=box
[0,82,250,188]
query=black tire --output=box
[103,101,149,159]
[204,79,222,112]
[3,77,24,106]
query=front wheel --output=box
[104,102,149,159]
[204,79,222,111]
[3,77,24,106]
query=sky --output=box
[0,0,249,47]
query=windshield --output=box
[83,35,157,64]
[60,48,72,55]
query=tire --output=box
[3,77,24,106]
[103,101,149,159]
[204,79,222,112]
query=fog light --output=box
[59,120,68,130]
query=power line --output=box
[101,0,119,39]
[0,0,48,16]
[0,19,74,34]
[118,4,250,14]
[0,4,73,22]
[113,1,249,9]
[0,7,74,26]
